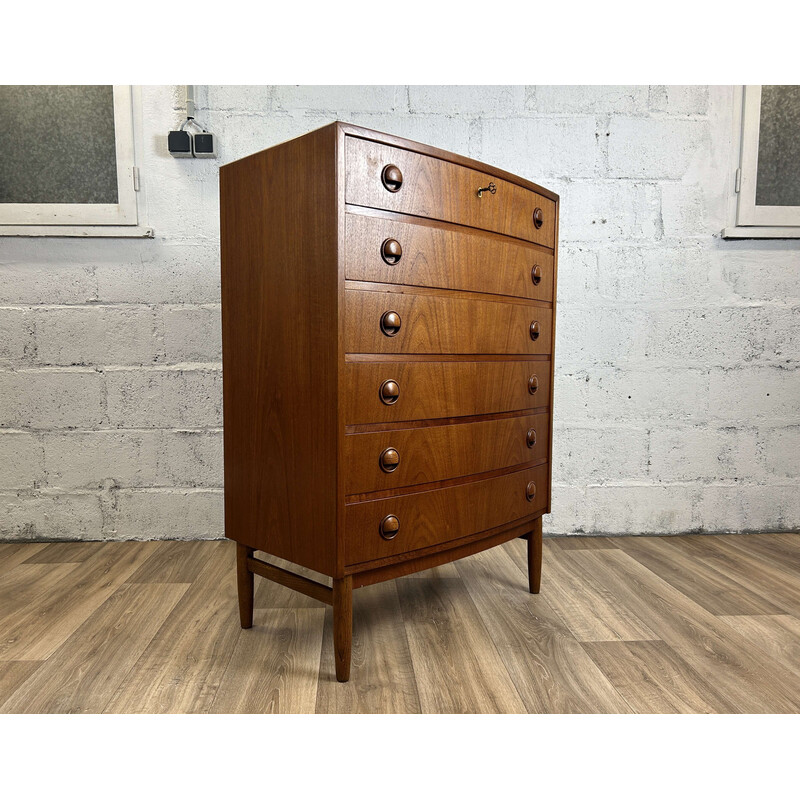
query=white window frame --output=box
[723,85,800,239]
[0,85,152,237]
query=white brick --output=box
[532,85,648,114]
[764,427,800,478]
[555,307,650,367]
[646,308,774,368]
[206,85,274,112]
[649,427,760,482]
[695,484,800,532]
[555,245,598,304]
[274,85,404,113]
[649,86,709,116]
[346,112,475,159]
[42,431,160,489]
[660,184,710,238]
[0,432,44,489]
[0,309,35,366]
[94,243,221,304]
[0,263,96,305]
[544,484,588,535]
[0,370,105,429]
[34,306,159,366]
[552,426,649,482]
[162,305,222,363]
[584,484,697,534]
[109,489,223,539]
[707,367,800,423]
[608,117,709,179]
[559,181,662,242]
[480,117,600,180]
[0,491,103,540]
[105,368,222,428]
[596,245,711,303]
[555,368,710,425]
[409,85,524,115]
[157,430,223,487]
[722,249,800,303]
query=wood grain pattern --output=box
[344,360,550,425]
[0,661,43,706]
[615,535,787,616]
[22,542,95,563]
[344,287,552,355]
[456,544,631,713]
[0,542,46,572]
[220,123,339,576]
[555,547,800,713]
[396,570,527,713]
[581,640,738,714]
[2,536,800,713]
[210,609,325,713]
[344,412,548,495]
[316,581,421,712]
[219,121,560,677]
[126,540,216,584]
[345,137,556,246]
[0,542,158,661]
[345,464,549,566]
[541,547,660,642]
[0,582,188,714]
[105,542,240,713]
[345,210,554,300]
[716,614,800,680]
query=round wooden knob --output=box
[380,514,400,539]
[531,264,542,286]
[379,379,400,405]
[380,310,402,337]
[381,238,402,265]
[381,164,403,192]
[530,321,541,341]
[379,447,400,473]
[526,428,537,448]
[528,375,539,394]
[526,481,537,502]
[533,207,544,229]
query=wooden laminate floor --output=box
[1,534,799,713]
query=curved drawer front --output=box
[345,412,549,495]
[345,289,552,355]
[345,464,549,565]
[345,212,554,301]
[346,137,556,247]
[344,360,551,424]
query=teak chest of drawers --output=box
[220,122,559,681]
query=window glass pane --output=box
[0,85,118,204]
[756,85,800,207]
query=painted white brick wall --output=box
[1,85,798,540]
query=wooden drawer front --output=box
[345,289,552,356]
[345,213,554,301]
[346,137,555,247]
[345,464,549,565]
[345,412,549,495]
[344,360,550,424]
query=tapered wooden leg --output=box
[332,575,353,682]
[236,543,255,629]
[528,517,542,594]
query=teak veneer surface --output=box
[345,211,554,301]
[344,288,553,355]
[219,122,558,681]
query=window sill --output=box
[721,225,800,239]
[0,224,154,238]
